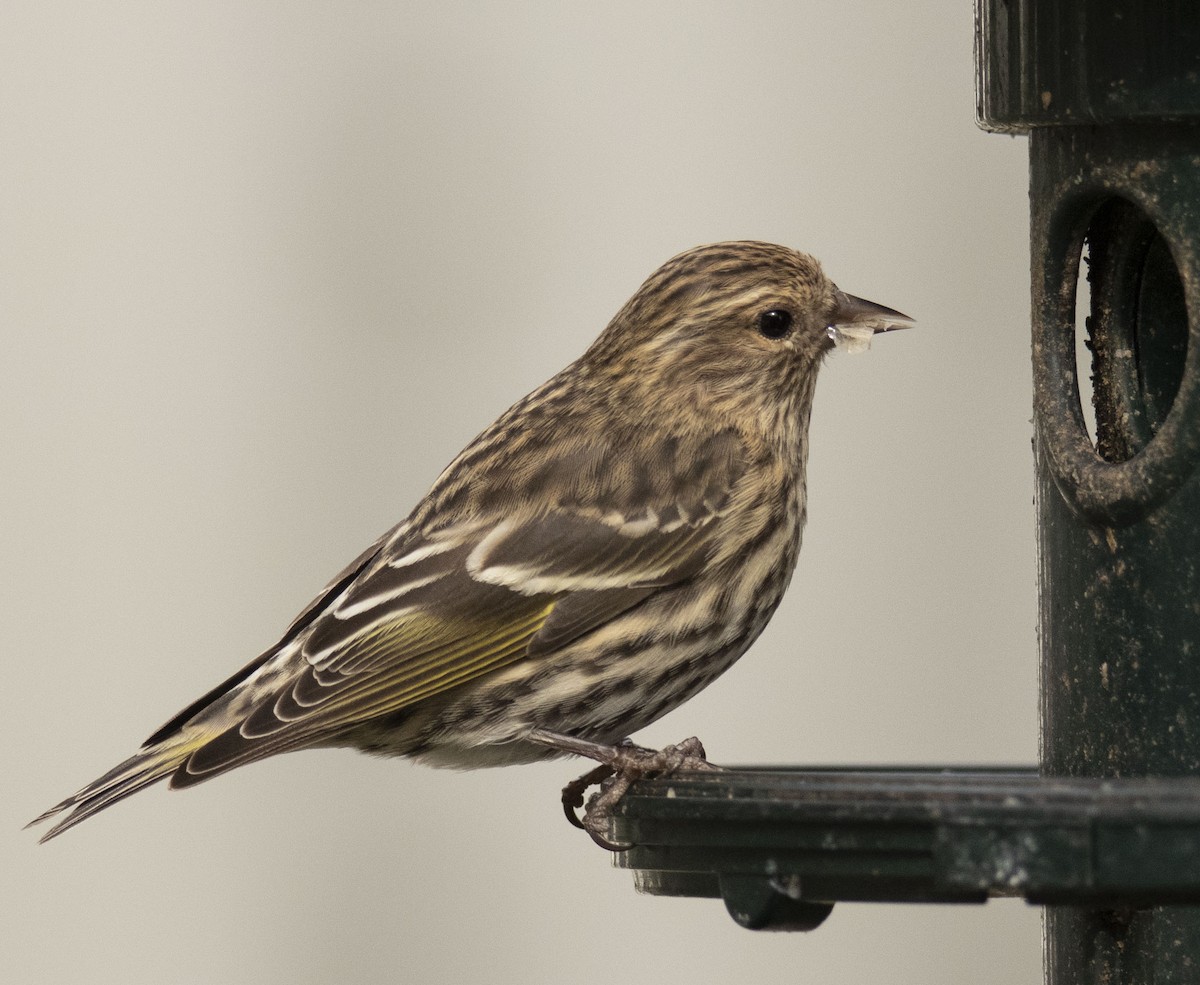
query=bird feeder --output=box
[603,4,1200,977]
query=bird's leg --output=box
[527,728,721,850]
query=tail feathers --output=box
[28,734,206,843]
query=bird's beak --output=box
[829,291,914,334]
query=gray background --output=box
[4,3,1039,982]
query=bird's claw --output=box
[561,763,614,830]
[556,735,722,851]
[578,774,636,851]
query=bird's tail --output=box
[27,730,211,843]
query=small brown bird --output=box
[31,241,910,843]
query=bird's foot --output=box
[527,729,720,850]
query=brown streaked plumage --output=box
[30,241,911,842]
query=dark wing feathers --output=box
[526,586,656,657]
[169,427,749,782]
[278,520,407,645]
[469,511,712,590]
[176,585,554,783]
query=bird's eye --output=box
[757,309,793,340]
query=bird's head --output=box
[584,241,911,435]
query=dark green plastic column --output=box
[976,2,1200,983]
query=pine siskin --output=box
[30,241,910,843]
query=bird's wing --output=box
[141,521,406,748]
[172,433,746,782]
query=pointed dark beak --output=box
[830,291,915,334]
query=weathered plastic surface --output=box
[978,0,1200,982]
[1030,120,1200,985]
[607,768,1200,931]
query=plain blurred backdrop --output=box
[3,3,1039,983]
